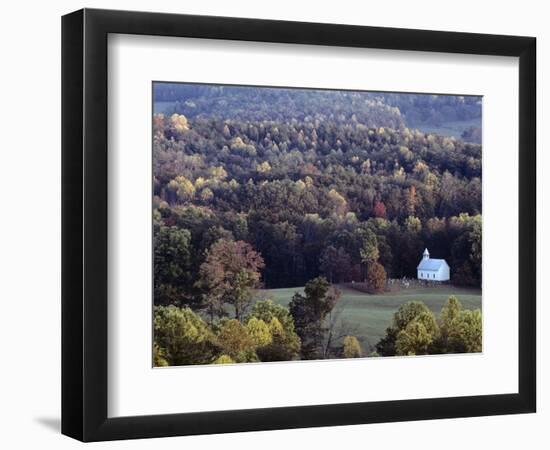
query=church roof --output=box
[417,258,448,271]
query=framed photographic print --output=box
[62,8,536,442]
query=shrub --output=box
[213,354,235,364]
[342,336,362,358]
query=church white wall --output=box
[417,264,450,281]
[438,264,450,281]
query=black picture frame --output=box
[62,8,536,442]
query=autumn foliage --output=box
[366,261,387,293]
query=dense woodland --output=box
[152,84,482,365]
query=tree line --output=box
[153,83,481,135]
[153,109,481,292]
[154,289,481,366]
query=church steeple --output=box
[423,248,430,260]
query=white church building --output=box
[417,248,450,281]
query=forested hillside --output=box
[154,83,482,141]
[152,84,482,365]
[154,85,481,291]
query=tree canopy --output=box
[152,84,483,366]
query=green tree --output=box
[395,319,434,356]
[256,317,301,362]
[246,300,301,361]
[376,301,438,356]
[342,336,362,358]
[375,326,399,357]
[359,229,379,265]
[394,301,433,330]
[469,216,482,270]
[378,297,481,356]
[199,226,234,258]
[359,228,379,281]
[153,305,219,366]
[450,214,482,287]
[153,342,169,367]
[395,308,439,355]
[404,215,422,233]
[434,296,481,353]
[320,245,353,283]
[448,309,482,353]
[438,295,462,346]
[154,226,193,306]
[289,277,340,359]
[452,262,476,286]
[247,299,296,335]
[246,317,272,347]
[217,319,258,362]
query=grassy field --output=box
[256,284,482,353]
[411,117,481,140]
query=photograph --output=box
[152,83,482,367]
